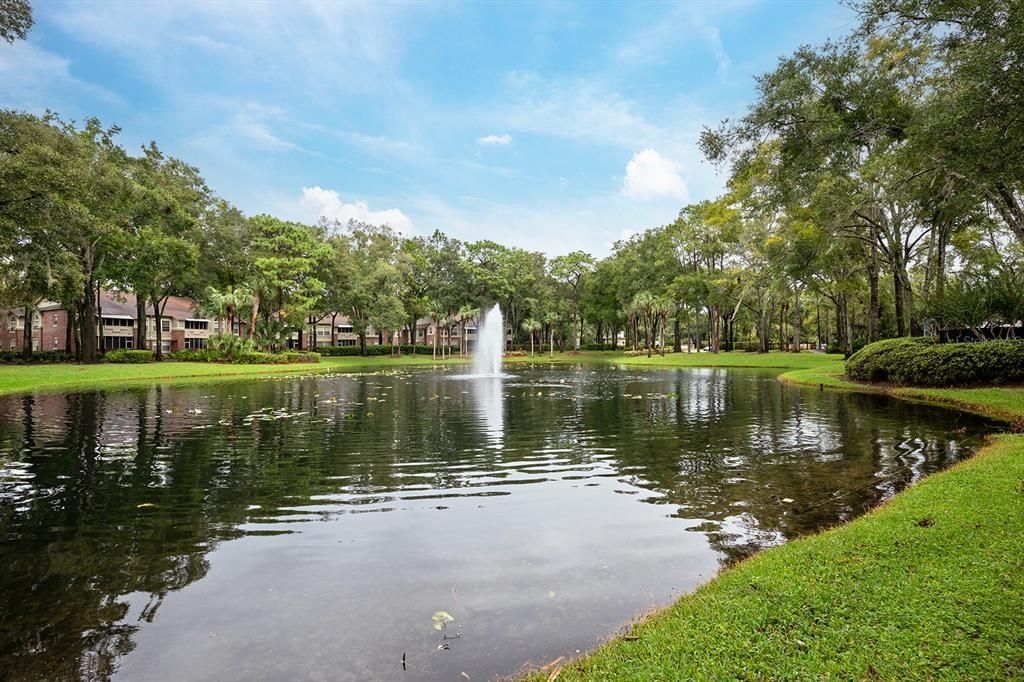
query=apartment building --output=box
[0,290,231,354]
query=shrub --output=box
[318,344,449,356]
[167,348,220,362]
[581,343,620,351]
[209,333,255,362]
[104,349,155,364]
[846,338,1024,386]
[0,350,73,364]
[233,351,320,364]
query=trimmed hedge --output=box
[166,349,320,364]
[104,349,155,364]
[317,344,451,356]
[0,350,73,364]
[846,337,1024,386]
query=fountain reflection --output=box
[472,376,505,449]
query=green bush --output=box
[167,348,320,364]
[581,343,620,351]
[846,338,1024,386]
[317,344,448,356]
[167,348,220,362]
[104,349,155,364]
[233,351,320,364]
[0,350,73,364]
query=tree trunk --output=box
[867,253,880,343]
[65,307,74,354]
[152,296,164,361]
[136,295,147,349]
[331,313,338,346]
[80,281,98,363]
[791,287,802,353]
[21,305,32,358]
[673,305,682,353]
[359,331,367,357]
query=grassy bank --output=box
[528,361,1024,680]
[507,349,845,370]
[0,354,466,397]
[780,365,1024,425]
[532,432,1024,680]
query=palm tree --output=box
[521,318,541,357]
[543,312,560,358]
[426,301,442,361]
[458,304,479,357]
[204,284,253,337]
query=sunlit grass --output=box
[0,354,467,396]
[530,432,1024,680]
[781,366,1024,424]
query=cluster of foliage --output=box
[103,349,155,364]
[0,350,72,364]
[1,0,1020,364]
[166,347,319,364]
[317,344,447,357]
[847,338,1024,386]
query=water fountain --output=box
[471,303,505,376]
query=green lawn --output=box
[781,366,1024,425]
[532,432,1024,681]
[617,349,845,370]
[526,358,1024,681]
[507,349,845,370]
[0,354,467,397]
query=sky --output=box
[0,0,857,257]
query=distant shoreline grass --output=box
[0,354,468,397]
[0,350,838,397]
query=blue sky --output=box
[1,1,855,256]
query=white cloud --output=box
[300,186,415,233]
[621,149,689,201]
[477,133,511,145]
[0,41,122,109]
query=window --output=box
[184,337,208,349]
[53,337,59,349]
[103,336,133,350]
[32,314,41,329]
[161,341,170,353]
[10,340,15,350]
[338,325,354,334]
[338,338,356,346]
[161,319,171,333]
[101,317,134,328]
[52,313,59,327]
[184,320,208,331]
[6,315,14,331]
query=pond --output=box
[0,365,997,681]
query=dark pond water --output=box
[0,365,997,681]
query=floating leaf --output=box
[432,610,455,631]
[136,503,156,508]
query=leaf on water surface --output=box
[136,503,156,508]
[432,610,455,630]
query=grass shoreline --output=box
[1,350,1020,677]
[0,354,469,397]
[523,353,1024,680]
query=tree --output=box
[249,215,329,350]
[521,318,541,356]
[0,0,32,43]
[550,251,595,352]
